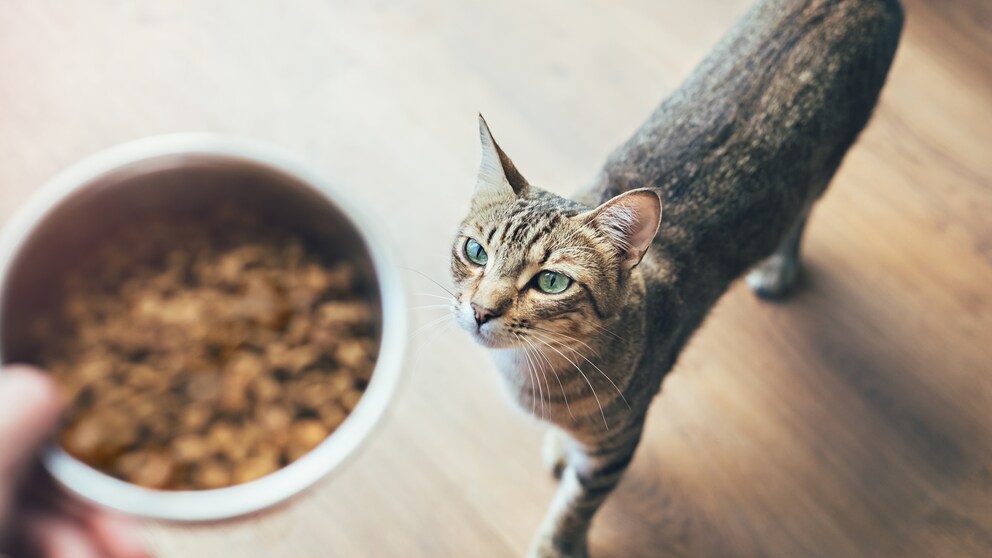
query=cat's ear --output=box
[579,188,662,270]
[474,114,528,204]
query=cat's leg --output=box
[747,207,810,299]
[542,427,569,479]
[528,423,643,558]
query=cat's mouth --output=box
[454,305,517,349]
[468,323,518,349]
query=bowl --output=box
[0,134,407,521]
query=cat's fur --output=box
[450,0,903,556]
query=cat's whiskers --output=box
[529,329,630,409]
[531,335,609,430]
[526,337,554,421]
[514,332,541,418]
[520,334,574,420]
[414,292,454,301]
[511,332,544,418]
[587,320,626,342]
[414,313,455,336]
[528,337,549,420]
[531,325,602,358]
[410,304,454,310]
[529,334,552,420]
[403,267,457,297]
[527,341,550,421]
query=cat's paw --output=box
[747,253,800,300]
[542,429,568,480]
[526,534,589,558]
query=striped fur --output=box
[450,1,903,556]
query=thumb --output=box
[0,366,63,478]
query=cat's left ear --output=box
[579,188,662,270]
[474,114,529,204]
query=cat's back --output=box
[587,0,902,295]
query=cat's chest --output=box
[490,348,563,419]
[490,349,531,391]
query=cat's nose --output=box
[471,302,501,326]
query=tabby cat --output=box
[449,0,903,556]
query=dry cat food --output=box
[33,208,378,490]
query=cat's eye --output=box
[535,270,571,294]
[465,238,488,266]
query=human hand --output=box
[0,366,150,558]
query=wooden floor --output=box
[2,0,990,556]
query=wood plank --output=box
[0,0,989,556]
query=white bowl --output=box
[0,135,408,521]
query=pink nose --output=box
[471,303,501,325]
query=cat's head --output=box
[450,116,662,349]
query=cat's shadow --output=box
[585,262,981,558]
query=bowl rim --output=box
[0,134,409,521]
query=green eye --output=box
[465,238,488,266]
[536,270,571,294]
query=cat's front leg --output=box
[527,424,643,558]
[542,427,569,479]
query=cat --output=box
[449,0,903,556]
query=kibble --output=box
[36,210,378,490]
[287,420,330,461]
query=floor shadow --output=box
[585,258,990,557]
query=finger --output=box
[19,465,92,518]
[85,508,152,558]
[23,514,103,558]
[0,366,63,478]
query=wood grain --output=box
[1,0,989,556]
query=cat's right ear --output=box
[474,115,528,205]
[578,188,662,270]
